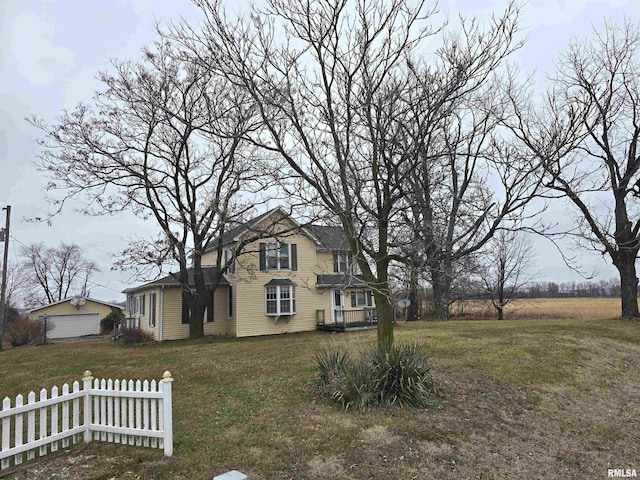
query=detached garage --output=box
[28,297,123,340]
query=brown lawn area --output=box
[0,316,639,479]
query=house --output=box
[123,208,376,341]
[28,296,124,339]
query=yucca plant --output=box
[314,342,436,410]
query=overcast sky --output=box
[1,0,639,303]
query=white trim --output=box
[265,285,296,316]
[159,287,164,342]
[331,289,344,324]
[29,297,124,314]
[265,241,292,271]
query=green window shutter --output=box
[259,243,266,271]
[207,289,214,323]
[351,292,356,307]
[142,294,146,315]
[366,291,373,307]
[291,244,297,271]
[181,292,190,324]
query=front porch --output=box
[316,308,378,332]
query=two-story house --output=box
[123,208,376,341]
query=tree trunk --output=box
[189,300,205,338]
[430,266,451,321]
[406,264,419,321]
[614,252,639,318]
[497,306,504,320]
[375,294,395,351]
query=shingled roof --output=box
[204,208,352,253]
[123,266,229,294]
[316,274,367,288]
[302,225,351,251]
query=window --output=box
[265,285,296,315]
[224,248,235,274]
[351,290,373,307]
[333,251,353,273]
[261,242,297,271]
[266,241,290,270]
[131,294,146,317]
[149,293,157,327]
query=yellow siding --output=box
[231,226,332,338]
[203,287,233,336]
[315,251,334,274]
[134,288,161,341]
[29,300,117,323]
[161,287,188,341]
[159,286,234,341]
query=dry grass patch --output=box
[0,318,638,479]
[451,296,620,320]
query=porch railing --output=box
[339,308,376,326]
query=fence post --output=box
[82,370,93,443]
[159,371,173,457]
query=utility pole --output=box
[0,205,11,350]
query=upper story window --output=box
[260,242,297,271]
[333,251,353,273]
[224,248,235,274]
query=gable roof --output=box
[203,207,287,253]
[123,266,229,294]
[205,207,351,253]
[29,297,124,314]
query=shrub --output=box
[314,342,437,411]
[121,328,154,344]
[315,348,352,384]
[100,308,125,334]
[5,318,44,347]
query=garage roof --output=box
[28,297,124,314]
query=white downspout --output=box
[159,286,165,341]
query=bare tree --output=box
[0,260,30,308]
[505,18,640,318]
[20,243,98,306]
[395,3,544,320]
[31,39,268,337]
[480,230,536,320]
[170,0,450,349]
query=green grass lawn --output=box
[1,318,639,479]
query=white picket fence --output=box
[0,370,173,471]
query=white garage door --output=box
[46,313,101,339]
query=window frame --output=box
[149,292,157,327]
[333,251,354,273]
[352,290,373,308]
[266,241,291,271]
[132,294,145,317]
[224,248,235,274]
[265,285,296,316]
